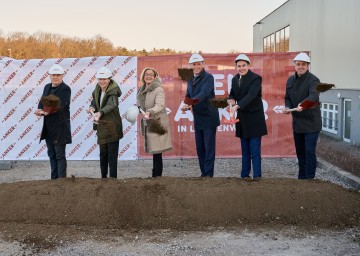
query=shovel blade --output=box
[184,97,200,105]
[223,118,239,124]
[300,100,320,109]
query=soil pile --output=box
[1,177,359,230]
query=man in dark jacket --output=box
[181,53,220,177]
[35,64,71,179]
[228,54,267,180]
[283,52,321,179]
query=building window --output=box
[284,26,289,51]
[263,26,289,52]
[321,103,338,134]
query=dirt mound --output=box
[1,177,359,230]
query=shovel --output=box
[89,109,115,134]
[40,95,60,114]
[178,68,194,81]
[182,97,200,113]
[138,107,167,135]
[184,97,200,105]
[224,103,239,124]
[89,109,98,124]
[316,83,335,92]
[209,98,228,108]
[287,100,320,112]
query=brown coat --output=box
[137,79,172,154]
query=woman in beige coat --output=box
[137,67,172,177]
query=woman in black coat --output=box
[228,54,267,180]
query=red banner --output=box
[137,53,298,158]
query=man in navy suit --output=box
[181,54,220,177]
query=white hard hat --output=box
[234,54,251,65]
[96,67,112,79]
[48,64,65,75]
[189,53,204,64]
[125,106,140,125]
[294,52,310,63]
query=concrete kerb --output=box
[0,161,13,170]
[317,158,360,191]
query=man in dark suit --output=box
[283,52,321,179]
[228,54,268,180]
[181,53,220,177]
[35,64,72,179]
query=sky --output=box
[0,0,288,53]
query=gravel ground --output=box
[0,157,356,189]
[0,158,359,256]
[3,227,358,256]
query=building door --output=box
[343,99,351,142]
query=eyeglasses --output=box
[144,73,155,77]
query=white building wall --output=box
[253,0,360,90]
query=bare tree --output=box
[0,31,190,59]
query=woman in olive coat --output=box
[88,67,123,178]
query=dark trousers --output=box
[240,137,262,178]
[195,128,217,177]
[152,153,163,177]
[99,140,119,178]
[293,131,320,179]
[46,141,67,179]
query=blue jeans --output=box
[293,131,320,179]
[99,140,119,178]
[195,128,217,177]
[46,141,67,179]
[240,137,262,178]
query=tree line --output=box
[0,31,191,59]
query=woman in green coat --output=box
[88,67,123,178]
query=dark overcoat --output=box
[229,70,267,138]
[39,81,72,145]
[285,70,321,133]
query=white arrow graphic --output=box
[273,105,286,113]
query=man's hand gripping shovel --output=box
[285,100,320,112]
[224,101,239,124]
[181,97,200,113]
